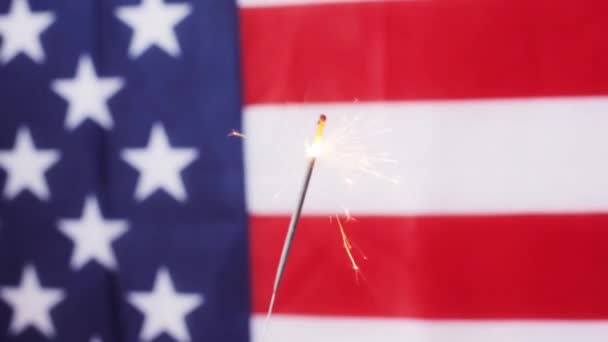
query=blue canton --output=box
[0,0,249,341]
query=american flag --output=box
[1,0,608,341]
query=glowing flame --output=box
[306,114,327,157]
[306,142,323,158]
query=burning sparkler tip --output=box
[315,114,327,139]
[308,114,328,157]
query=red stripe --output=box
[250,215,608,318]
[240,0,608,104]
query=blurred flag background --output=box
[1,0,608,341]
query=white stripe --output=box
[244,97,608,215]
[239,0,397,9]
[252,315,608,342]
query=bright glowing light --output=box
[310,114,400,186]
[306,141,324,157]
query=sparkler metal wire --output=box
[264,114,327,335]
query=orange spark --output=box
[336,215,361,275]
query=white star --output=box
[121,123,198,202]
[0,127,59,200]
[51,55,125,130]
[90,335,103,342]
[0,0,54,63]
[128,267,203,342]
[57,196,129,271]
[115,0,192,58]
[0,265,65,338]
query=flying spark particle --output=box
[342,208,357,222]
[227,129,245,138]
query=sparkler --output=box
[262,113,396,339]
[265,114,327,328]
